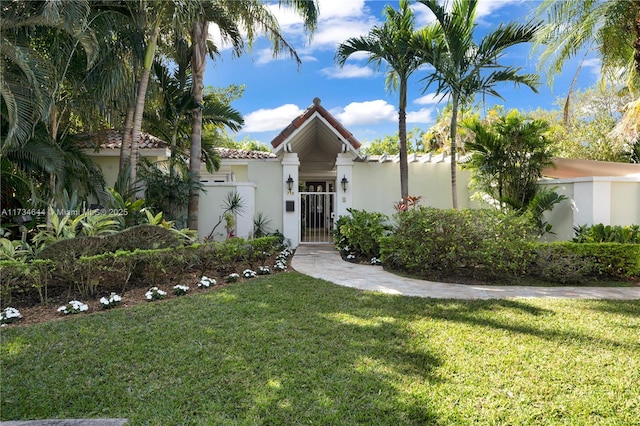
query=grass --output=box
[2,272,639,425]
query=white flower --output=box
[58,300,89,315]
[198,276,216,288]
[226,273,240,282]
[100,293,122,309]
[173,284,189,295]
[145,287,167,301]
[347,254,355,260]
[258,266,271,275]
[1,307,22,324]
[370,257,381,265]
[243,269,257,278]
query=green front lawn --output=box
[2,272,639,425]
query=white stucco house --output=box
[82,98,640,247]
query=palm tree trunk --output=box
[398,79,409,201]
[188,19,207,232]
[129,20,161,197]
[634,1,640,75]
[449,95,459,209]
[119,104,134,175]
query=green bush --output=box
[0,260,53,306]
[532,242,640,281]
[1,236,286,308]
[334,209,391,261]
[380,208,536,281]
[573,224,640,244]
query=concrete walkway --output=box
[291,244,640,300]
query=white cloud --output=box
[406,107,435,124]
[414,92,450,105]
[243,104,304,133]
[582,58,602,80]
[331,100,397,126]
[321,64,376,79]
[413,0,524,27]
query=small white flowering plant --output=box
[274,247,292,271]
[243,269,257,279]
[57,300,89,315]
[258,266,271,275]
[198,276,216,288]
[1,307,22,325]
[173,284,189,296]
[370,257,382,265]
[145,287,167,301]
[226,273,240,283]
[100,293,122,309]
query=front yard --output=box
[2,272,639,425]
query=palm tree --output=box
[535,0,640,149]
[335,0,422,201]
[0,0,96,152]
[412,0,541,208]
[187,0,318,231]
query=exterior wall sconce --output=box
[286,175,295,194]
[341,175,349,192]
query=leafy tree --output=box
[412,0,541,208]
[188,0,318,231]
[535,0,640,147]
[336,0,424,201]
[462,109,565,233]
[529,85,634,162]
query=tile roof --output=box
[75,129,169,150]
[270,97,361,150]
[76,129,275,160]
[216,148,276,159]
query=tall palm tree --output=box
[335,0,423,201]
[411,0,541,208]
[187,0,318,231]
[535,0,640,150]
[0,0,96,152]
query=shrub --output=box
[334,209,391,260]
[573,224,640,244]
[380,208,536,281]
[532,242,640,281]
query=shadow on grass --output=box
[3,273,638,424]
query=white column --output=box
[573,178,611,226]
[335,153,353,222]
[282,153,300,247]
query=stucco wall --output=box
[539,177,640,241]
[198,182,256,241]
[352,161,477,218]
[247,160,283,235]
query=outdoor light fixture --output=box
[341,175,349,192]
[286,175,295,194]
[14,214,32,244]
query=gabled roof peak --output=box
[271,98,361,152]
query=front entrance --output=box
[300,182,335,243]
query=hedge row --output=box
[1,236,285,308]
[336,208,640,284]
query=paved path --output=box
[291,245,640,300]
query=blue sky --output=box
[205,0,601,147]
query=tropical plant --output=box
[534,0,640,147]
[187,0,319,231]
[204,191,246,241]
[336,0,423,201]
[462,110,565,233]
[411,0,542,208]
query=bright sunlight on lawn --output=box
[2,272,639,425]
